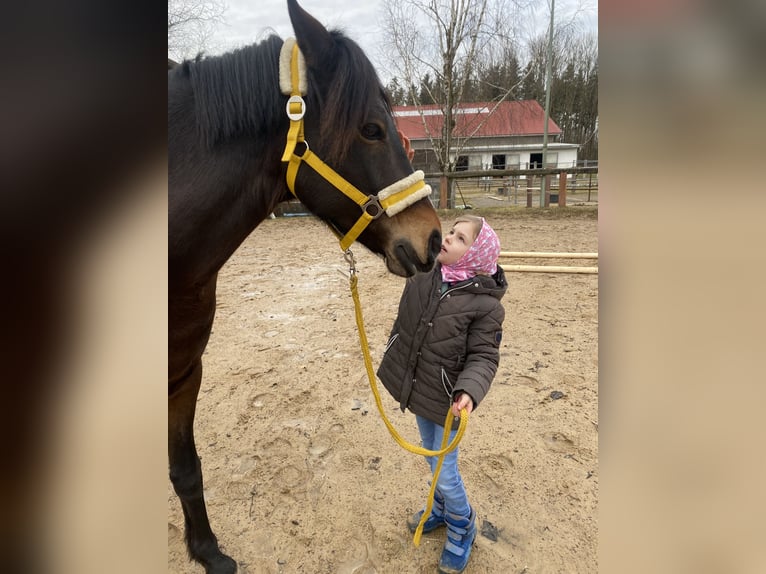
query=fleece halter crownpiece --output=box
[279,38,432,252]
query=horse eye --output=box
[361,123,384,141]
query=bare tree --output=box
[168,0,226,61]
[519,26,598,160]
[558,31,597,160]
[382,0,499,175]
[383,0,598,180]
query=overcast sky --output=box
[200,0,597,82]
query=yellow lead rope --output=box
[346,255,468,546]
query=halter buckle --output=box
[362,196,384,219]
[286,95,306,121]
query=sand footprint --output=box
[273,464,312,495]
[249,392,274,408]
[514,374,540,387]
[486,452,515,471]
[224,477,256,500]
[308,433,334,458]
[541,431,576,453]
[477,453,515,493]
[336,538,376,574]
[261,436,293,455]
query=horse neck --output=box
[169,139,290,287]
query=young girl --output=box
[377,214,507,573]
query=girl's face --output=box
[437,221,477,266]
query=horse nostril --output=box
[428,230,441,264]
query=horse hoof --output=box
[205,553,237,574]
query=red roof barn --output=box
[393,100,578,173]
[394,100,562,140]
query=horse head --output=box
[283,0,441,277]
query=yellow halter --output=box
[279,39,431,252]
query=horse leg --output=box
[169,361,237,574]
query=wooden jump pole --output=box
[498,251,598,259]
[500,264,598,274]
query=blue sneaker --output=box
[406,491,445,534]
[438,507,476,574]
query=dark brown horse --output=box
[168,1,441,572]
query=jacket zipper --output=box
[440,368,454,398]
[440,282,473,300]
[435,282,473,399]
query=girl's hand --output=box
[452,393,474,417]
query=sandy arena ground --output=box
[168,208,598,573]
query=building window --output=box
[492,154,506,169]
[530,152,558,168]
[455,155,469,171]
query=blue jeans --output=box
[416,415,471,518]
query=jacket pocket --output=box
[383,333,399,354]
[440,367,454,398]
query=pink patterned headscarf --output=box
[441,217,501,283]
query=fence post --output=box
[558,171,567,207]
[543,175,551,207]
[512,177,518,205]
[526,176,533,208]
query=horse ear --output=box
[287,0,333,69]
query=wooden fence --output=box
[498,251,598,274]
[272,166,599,216]
[426,166,598,209]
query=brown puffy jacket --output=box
[376,264,507,429]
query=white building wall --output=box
[456,146,579,170]
[555,148,579,168]
[469,154,483,169]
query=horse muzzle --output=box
[386,228,441,277]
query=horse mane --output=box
[180,36,284,150]
[316,31,392,163]
[177,31,391,161]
